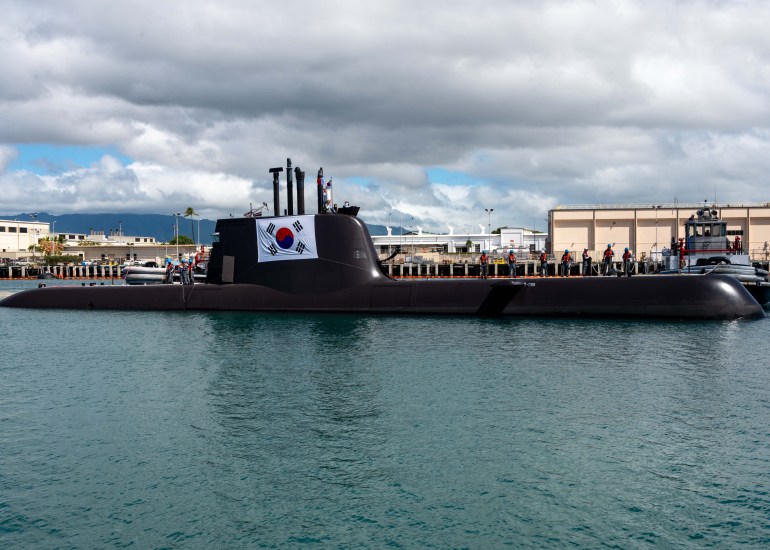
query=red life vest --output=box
[540,252,547,263]
[604,248,613,258]
[507,253,516,263]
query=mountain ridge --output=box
[1,212,396,243]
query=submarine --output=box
[0,159,766,320]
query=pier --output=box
[380,259,770,278]
[4,259,769,280]
[0,264,123,280]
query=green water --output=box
[1,281,769,548]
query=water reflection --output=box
[202,312,389,509]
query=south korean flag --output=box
[257,215,319,262]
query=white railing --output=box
[554,202,770,210]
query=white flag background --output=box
[256,215,318,263]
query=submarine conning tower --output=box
[206,159,386,293]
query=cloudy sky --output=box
[1,0,769,232]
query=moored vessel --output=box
[1,161,765,319]
[659,207,770,305]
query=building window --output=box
[726,230,744,236]
[9,227,17,233]
[0,226,5,232]
[20,227,28,233]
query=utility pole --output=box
[485,208,494,251]
[173,212,181,259]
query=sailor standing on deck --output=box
[178,261,188,285]
[622,248,633,276]
[561,249,572,277]
[507,250,517,278]
[603,244,614,275]
[581,248,591,276]
[479,251,489,279]
[539,250,548,277]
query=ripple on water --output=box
[1,302,769,547]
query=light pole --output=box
[485,208,494,251]
[51,220,56,257]
[173,212,181,259]
[29,213,38,261]
[388,211,392,256]
[654,205,661,263]
[410,217,415,258]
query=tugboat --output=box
[660,207,770,305]
[0,160,765,319]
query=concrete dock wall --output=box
[381,259,770,277]
[0,265,123,280]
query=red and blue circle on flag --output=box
[275,227,295,249]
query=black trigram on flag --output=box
[267,243,278,256]
[266,223,276,235]
[292,220,303,233]
[296,242,306,254]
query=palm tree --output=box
[184,207,198,244]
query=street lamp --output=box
[388,211,392,256]
[653,205,662,267]
[409,217,414,258]
[173,212,181,259]
[51,220,56,257]
[485,208,494,251]
[29,213,38,261]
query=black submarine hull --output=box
[0,272,764,320]
[0,214,765,319]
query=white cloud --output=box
[0,145,18,171]
[2,0,770,231]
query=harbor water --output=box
[1,280,769,548]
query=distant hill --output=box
[0,212,218,244]
[1,212,401,243]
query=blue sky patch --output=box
[8,144,133,175]
[426,167,478,186]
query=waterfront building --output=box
[60,228,157,246]
[370,225,547,259]
[0,218,196,264]
[548,203,770,260]
[0,219,49,257]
